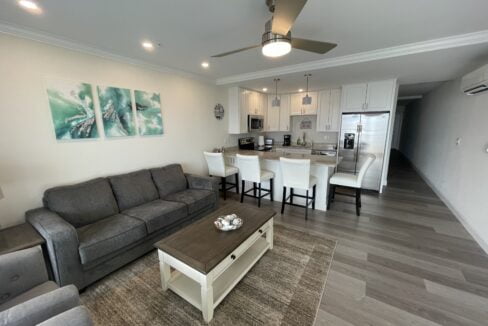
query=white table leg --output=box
[266,221,274,250]
[201,277,214,323]
[159,253,171,291]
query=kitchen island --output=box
[224,148,341,211]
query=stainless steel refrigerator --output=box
[338,112,390,191]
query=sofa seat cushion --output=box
[164,189,215,214]
[150,164,188,198]
[43,178,119,228]
[109,170,159,211]
[0,281,58,312]
[77,214,147,265]
[123,199,188,234]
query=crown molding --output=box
[216,30,488,85]
[0,21,212,84]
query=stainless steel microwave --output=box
[248,115,264,132]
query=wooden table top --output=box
[154,202,275,274]
[0,223,45,255]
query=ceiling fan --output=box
[212,0,337,58]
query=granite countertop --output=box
[224,148,341,167]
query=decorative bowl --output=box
[214,214,243,231]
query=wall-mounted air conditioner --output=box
[461,64,488,95]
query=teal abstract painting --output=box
[46,78,98,140]
[135,90,163,136]
[97,86,136,137]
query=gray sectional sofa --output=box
[0,246,92,326]
[26,164,219,290]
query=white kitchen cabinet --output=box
[266,94,291,132]
[341,80,396,113]
[279,94,291,131]
[248,91,265,115]
[341,83,367,112]
[290,92,318,115]
[266,95,280,131]
[228,87,248,134]
[317,88,342,132]
[365,80,395,111]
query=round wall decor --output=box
[214,103,224,120]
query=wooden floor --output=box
[221,150,488,326]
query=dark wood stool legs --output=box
[241,179,274,207]
[218,173,239,201]
[281,185,316,220]
[327,185,362,216]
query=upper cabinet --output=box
[266,94,291,132]
[248,91,266,115]
[317,88,342,132]
[290,92,318,115]
[341,80,397,113]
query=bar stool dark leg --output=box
[305,190,309,220]
[253,182,257,197]
[290,188,294,205]
[355,188,361,216]
[281,187,286,214]
[258,183,262,207]
[222,177,227,200]
[327,185,335,210]
[269,178,274,201]
[235,174,239,194]
[312,185,316,210]
[240,180,245,203]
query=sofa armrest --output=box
[185,174,219,192]
[0,246,48,306]
[0,285,79,326]
[26,208,84,288]
[38,306,93,326]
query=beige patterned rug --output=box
[81,223,336,325]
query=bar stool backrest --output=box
[236,154,261,183]
[280,157,311,190]
[357,154,376,187]
[203,152,226,177]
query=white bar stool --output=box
[236,154,274,207]
[280,157,317,220]
[203,152,239,200]
[328,154,376,216]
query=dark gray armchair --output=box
[0,246,92,326]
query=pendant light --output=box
[272,78,281,107]
[302,73,312,105]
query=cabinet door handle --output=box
[231,254,236,260]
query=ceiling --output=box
[2,0,488,91]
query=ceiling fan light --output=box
[262,40,291,58]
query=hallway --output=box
[229,150,488,325]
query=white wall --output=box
[0,34,229,228]
[400,79,488,251]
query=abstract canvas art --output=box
[46,78,98,140]
[135,90,163,136]
[97,86,136,137]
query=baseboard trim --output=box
[404,156,488,255]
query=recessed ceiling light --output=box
[262,88,268,92]
[201,62,209,68]
[142,41,154,51]
[18,0,42,13]
[298,89,304,92]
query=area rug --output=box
[81,223,336,325]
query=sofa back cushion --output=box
[150,164,188,198]
[43,178,119,228]
[109,170,159,211]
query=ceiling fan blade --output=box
[291,38,337,54]
[211,45,261,57]
[272,0,308,35]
